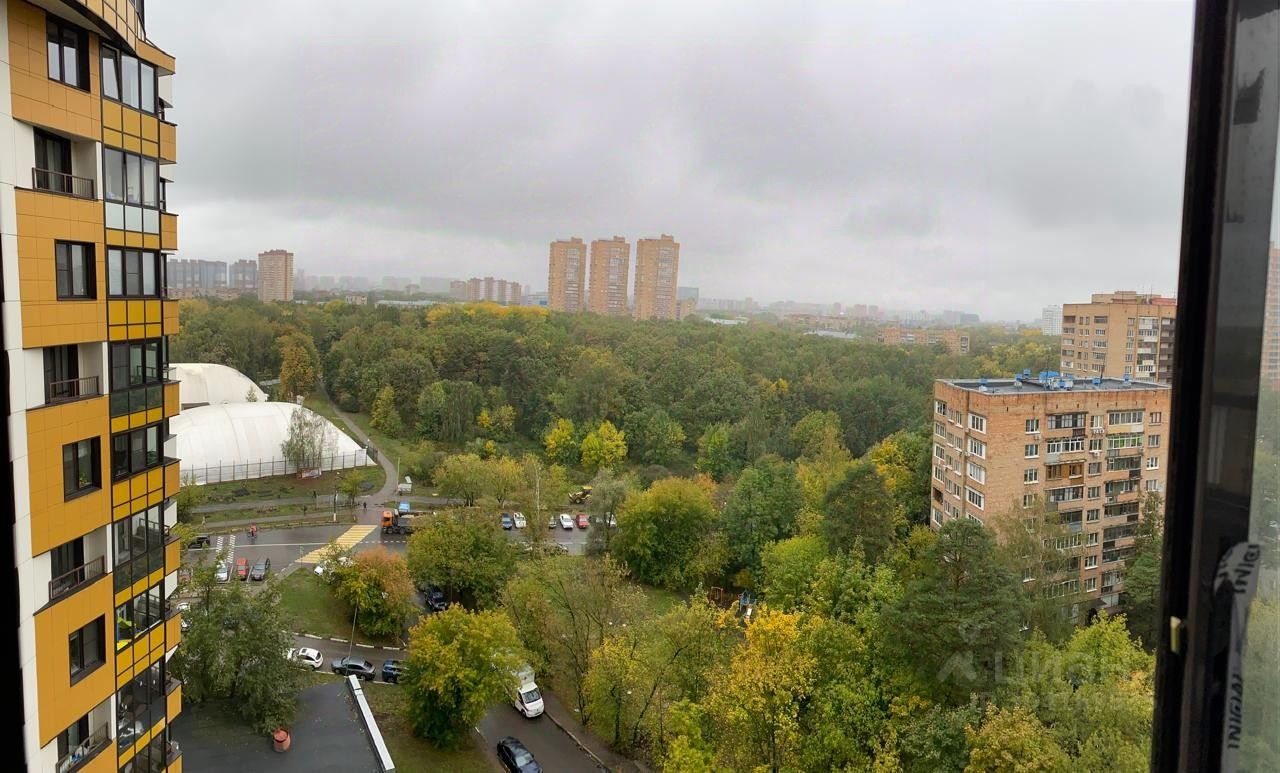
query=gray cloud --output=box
[150,0,1194,319]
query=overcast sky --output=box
[149,1,1196,321]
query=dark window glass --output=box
[45,19,87,89]
[140,62,155,113]
[54,242,94,299]
[121,54,139,108]
[68,617,104,677]
[101,46,120,100]
[125,154,141,205]
[50,538,84,582]
[104,149,124,202]
[43,345,78,400]
[112,423,165,479]
[142,158,157,207]
[62,438,99,497]
[56,713,91,760]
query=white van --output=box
[512,665,544,718]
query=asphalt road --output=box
[290,635,602,773]
[184,523,358,582]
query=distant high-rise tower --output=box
[634,234,680,320]
[1041,305,1062,336]
[548,238,587,312]
[588,236,631,315]
[257,249,295,302]
[230,259,259,295]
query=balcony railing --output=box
[32,168,95,200]
[49,555,106,602]
[55,722,110,773]
[45,375,100,406]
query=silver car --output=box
[214,562,230,583]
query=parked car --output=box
[249,557,271,581]
[234,558,250,580]
[331,656,376,681]
[500,513,514,530]
[423,585,449,613]
[496,737,542,773]
[190,534,211,550]
[289,647,324,670]
[511,665,544,718]
[512,512,527,529]
[177,601,191,632]
[381,659,404,683]
[576,513,590,529]
[214,562,231,583]
[548,514,557,529]
[559,513,574,530]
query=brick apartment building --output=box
[932,374,1171,609]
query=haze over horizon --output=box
[150,1,1195,320]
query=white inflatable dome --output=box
[171,402,373,484]
[171,363,268,407]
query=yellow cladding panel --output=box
[26,397,110,555]
[76,749,117,773]
[146,300,162,322]
[121,107,141,138]
[66,0,143,52]
[123,134,142,153]
[161,213,179,250]
[164,383,180,417]
[141,115,160,141]
[143,233,160,250]
[7,0,102,139]
[103,100,122,131]
[167,681,182,722]
[33,578,115,745]
[165,538,180,575]
[108,300,128,325]
[127,300,145,324]
[163,302,180,335]
[165,461,180,495]
[159,122,177,163]
[106,228,126,244]
[125,231,143,247]
[165,614,182,652]
[135,39,177,73]
[168,754,183,773]
[15,190,107,348]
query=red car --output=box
[576,513,589,529]
[234,558,250,580]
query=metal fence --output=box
[184,450,374,485]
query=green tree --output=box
[402,607,525,748]
[417,380,484,444]
[371,385,404,436]
[278,338,318,399]
[172,565,299,733]
[865,429,933,526]
[585,468,632,555]
[583,598,733,751]
[695,422,733,482]
[612,478,722,590]
[885,519,1027,705]
[543,417,579,467]
[552,348,633,424]
[486,455,523,509]
[337,469,365,506]
[503,556,644,718]
[280,406,333,471]
[174,472,207,523]
[624,407,687,466]
[964,705,1070,773]
[331,547,416,638]
[699,609,815,772]
[791,410,843,458]
[433,453,490,507]
[723,455,803,576]
[407,511,517,607]
[760,535,828,610]
[580,420,628,474]
[821,459,903,563]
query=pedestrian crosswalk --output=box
[213,534,236,563]
[297,525,377,564]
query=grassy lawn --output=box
[303,394,361,442]
[277,571,407,648]
[638,584,686,616]
[198,467,385,504]
[198,503,356,525]
[360,681,494,773]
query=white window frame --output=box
[967,461,986,484]
[1025,418,1040,433]
[1147,456,1160,470]
[969,413,987,434]
[1025,443,1040,458]
[1024,468,1038,484]
[1085,555,1098,569]
[1148,434,1161,448]
[966,487,985,510]
[968,437,986,459]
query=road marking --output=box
[296,525,378,564]
[355,643,373,649]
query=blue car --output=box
[500,513,514,530]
